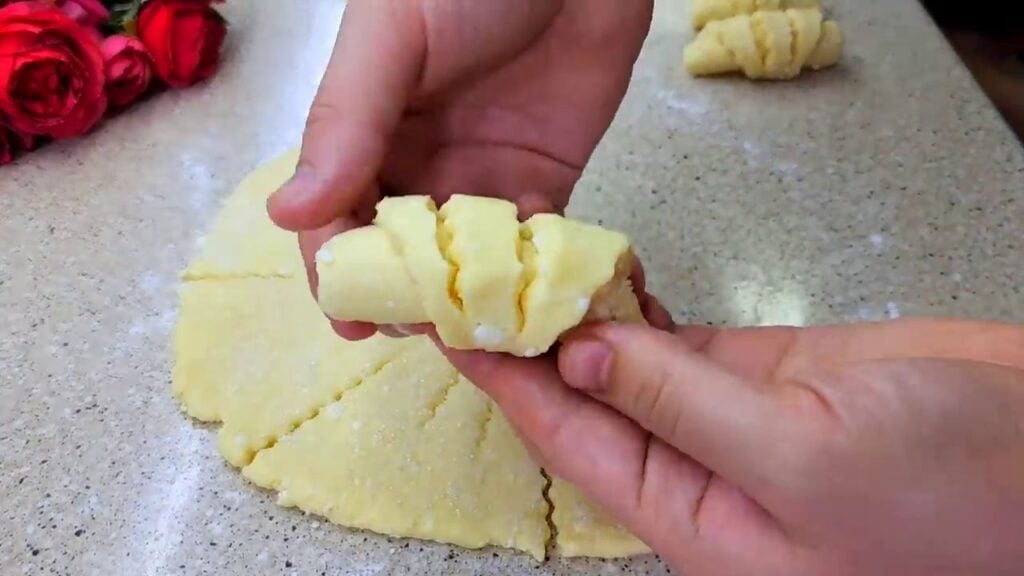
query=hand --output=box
[444,318,1024,575]
[267,0,653,340]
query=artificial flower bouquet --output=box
[0,0,228,165]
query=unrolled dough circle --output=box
[172,151,649,560]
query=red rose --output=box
[101,35,153,108]
[0,3,107,139]
[57,0,109,28]
[138,0,227,88]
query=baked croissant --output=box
[316,195,644,357]
[684,8,843,79]
[692,0,821,29]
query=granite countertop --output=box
[1,1,1022,575]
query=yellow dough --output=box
[316,195,643,356]
[244,346,550,559]
[691,0,820,29]
[684,8,843,79]
[183,150,303,280]
[550,479,650,557]
[174,277,415,467]
[171,149,649,560]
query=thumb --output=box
[558,323,792,493]
[268,0,425,231]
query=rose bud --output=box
[138,0,227,88]
[101,35,154,108]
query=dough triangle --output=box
[242,343,551,560]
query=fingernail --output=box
[274,166,318,202]
[644,294,676,331]
[561,339,612,392]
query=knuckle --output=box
[774,380,854,496]
[628,363,684,441]
[539,410,582,468]
[304,99,345,134]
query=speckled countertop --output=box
[1,1,1022,575]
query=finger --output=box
[440,345,714,547]
[623,256,674,330]
[558,323,793,493]
[444,344,797,571]
[628,252,646,295]
[515,192,558,218]
[671,319,1024,383]
[441,346,648,500]
[378,323,432,338]
[640,291,675,331]
[268,0,426,231]
[794,318,1024,371]
[381,142,580,215]
[396,323,433,336]
[672,324,801,381]
[330,319,378,341]
[377,325,404,338]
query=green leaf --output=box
[107,0,145,33]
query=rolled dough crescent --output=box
[172,150,649,559]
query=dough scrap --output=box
[172,150,649,560]
[691,0,820,29]
[684,8,843,79]
[317,194,644,356]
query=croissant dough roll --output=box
[692,0,820,29]
[317,195,644,357]
[684,8,843,80]
[438,195,523,348]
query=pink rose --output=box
[101,35,154,108]
[57,0,109,28]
